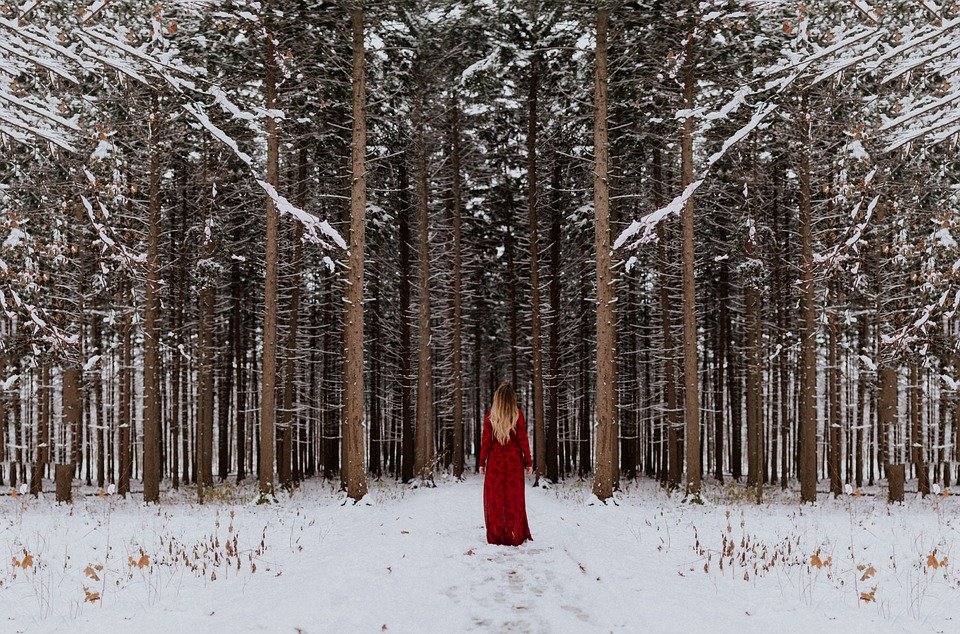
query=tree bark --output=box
[680,31,701,496]
[280,144,308,488]
[653,146,681,487]
[342,9,369,501]
[911,362,929,495]
[398,157,414,483]
[451,92,465,479]
[745,219,762,502]
[527,54,546,484]
[259,14,280,497]
[592,9,617,501]
[798,92,817,503]
[828,278,842,497]
[118,293,132,497]
[547,157,561,483]
[143,94,162,502]
[413,60,435,485]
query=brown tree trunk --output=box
[579,272,591,478]
[547,157,561,483]
[217,230,235,484]
[280,145,307,487]
[62,367,81,478]
[31,363,50,495]
[680,31,701,496]
[143,99,162,502]
[451,93,465,479]
[197,244,215,497]
[828,278,842,497]
[259,13,280,497]
[342,9,369,500]
[369,275,382,477]
[118,295,132,497]
[745,220,762,502]
[527,55,546,484]
[398,158,415,483]
[233,252,246,483]
[911,363,929,495]
[592,9,617,501]
[413,64,435,485]
[653,146,681,487]
[798,93,817,503]
[712,298,724,484]
[92,309,105,489]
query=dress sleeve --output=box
[479,411,492,469]
[517,409,532,469]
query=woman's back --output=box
[479,388,532,546]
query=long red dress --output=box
[479,409,533,546]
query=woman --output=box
[479,383,533,546]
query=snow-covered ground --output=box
[2,475,959,633]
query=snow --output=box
[460,47,500,84]
[257,180,346,250]
[934,227,957,249]
[3,227,25,249]
[3,477,960,632]
[90,139,112,160]
[846,139,869,160]
[614,179,702,248]
[183,103,253,166]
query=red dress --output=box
[479,409,533,546]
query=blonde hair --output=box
[490,383,519,445]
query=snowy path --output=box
[3,476,959,632]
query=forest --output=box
[2,0,959,508]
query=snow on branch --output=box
[81,195,146,265]
[182,103,344,250]
[615,102,776,249]
[614,179,703,249]
[183,102,253,166]
[258,180,346,250]
[0,108,77,151]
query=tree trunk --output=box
[92,308,105,489]
[259,13,280,497]
[592,8,617,501]
[798,93,818,503]
[828,278,842,497]
[342,9,369,501]
[911,362,929,495]
[527,54,546,484]
[413,61,435,484]
[451,92,465,479]
[62,367,81,481]
[398,157,414,483]
[198,243,215,497]
[31,363,50,495]
[143,98,162,502]
[547,157,562,483]
[680,31,701,496]
[653,146,681,487]
[280,144,308,488]
[118,295,132,497]
[745,222,762,502]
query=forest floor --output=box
[1,474,959,633]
